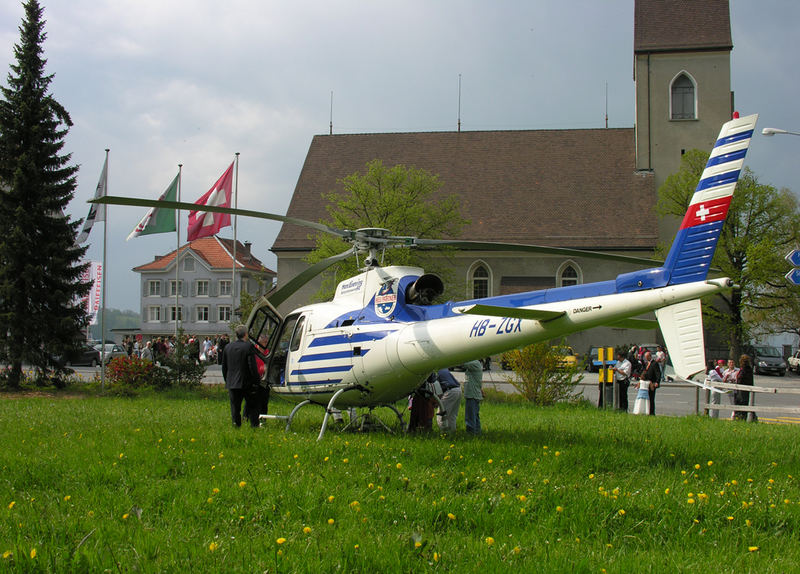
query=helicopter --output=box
[93,113,757,437]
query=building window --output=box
[169,280,183,297]
[183,257,195,272]
[471,264,490,299]
[218,305,232,322]
[670,72,696,120]
[196,280,209,296]
[170,306,183,322]
[196,306,209,322]
[148,280,161,297]
[557,261,582,287]
[219,280,232,296]
[148,306,161,322]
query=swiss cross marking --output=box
[695,204,711,222]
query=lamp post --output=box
[762,127,800,137]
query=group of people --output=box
[407,360,484,435]
[120,333,231,365]
[706,355,756,421]
[608,345,668,415]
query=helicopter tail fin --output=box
[662,113,757,285]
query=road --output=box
[68,364,800,423]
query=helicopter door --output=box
[264,314,303,387]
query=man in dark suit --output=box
[222,325,261,427]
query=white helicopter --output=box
[94,113,757,437]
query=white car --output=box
[787,350,800,373]
[94,344,128,364]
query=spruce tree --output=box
[0,0,89,388]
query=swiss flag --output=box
[187,162,234,241]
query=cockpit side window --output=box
[249,306,281,358]
[289,316,306,352]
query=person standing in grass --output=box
[436,367,462,433]
[463,359,484,435]
[612,351,631,412]
[222,325,261,428]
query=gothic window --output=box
[671,73,696,120]
[471,264,490,299]
[557,262,581,287]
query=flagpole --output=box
[176,165,182,340]
[232,153,239,322]
[100,148,109,390]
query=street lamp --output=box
[762,127,800,137]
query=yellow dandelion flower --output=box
[488,459,493,464]
[485,537,495,546]
[3,550,11,559]
[277,549,283,556]
[207,497,213,504]
[731,480,738,485]
[433,552,439,562]
[238,481,247,488]
[354,544,359,550]
[7,501,14,510]
[748,546,759,552]
[589,473,595,479]
[618,509,626,516]
[328,495,335,503]
[518,494,527,502]
[727,516,734,521]
[785,499,791,505]
[293,454,299,459]
[447,513,456,520]
[208,541,219,551]
[694,464,701,470]
[276,538,286,545]
[368,483,374,489]
[396,463,402,470]
[664,488,670,495]
[707,460,713,466]
[328,518,335,525]
[513,546,521,554]
[746,519,752,527]
[122,513,129,519]
[63,495,71,501]
[556,506,563,513]
[87,511,94,517]
[324,456,329,462]
[342,458,349,463]
[681,470,687,475]
[349,500,360,509]
[506,469,513,476]
[119,453,124,459]
[687,499,695,504]
[30,549,36,559]
[414,541,422,549]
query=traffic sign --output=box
[785,268,800,285]
[786,250,800,267]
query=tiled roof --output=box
[635,0,731,53]
[272,129,657,253]
[133,236,275,274]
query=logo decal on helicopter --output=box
[374,280,398,317]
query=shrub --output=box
[160,337,205,390]
[105,356,166,394]
[504,340,583,405]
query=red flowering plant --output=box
[105,356,167,394]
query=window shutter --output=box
[209,305,216,323]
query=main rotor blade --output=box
[267,247,354,308]
[409,239,662,267]
[90,195,349,238]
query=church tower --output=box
[634,0,734,240]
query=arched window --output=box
[671,72,696,120]
[470,263,490,299]
[557,261,582,287]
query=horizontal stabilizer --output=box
[605,317,658,330]
[455,304,565,322]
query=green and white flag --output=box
[127,174,179,240]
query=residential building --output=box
[133,236,276,337]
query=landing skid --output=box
[259,389,407,440]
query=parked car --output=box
[553,346,578,369]
[94,344,128,365]
[585,346,617,373]
[751,345,787,376]
[787,350,800,373]
[62,344,101,367]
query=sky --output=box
[1,0,799,311]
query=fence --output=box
[701,380,800,421]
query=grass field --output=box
[1,388,798,572]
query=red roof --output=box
[133,236,274,274]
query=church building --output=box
[270,0,734,353]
